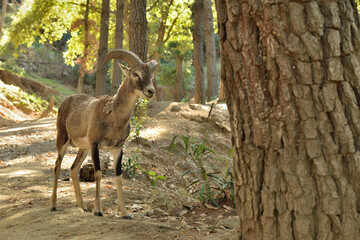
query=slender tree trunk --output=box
[95,0,110,96]
[129,0,147,62]
[77,0,90,94]
[111,0,124,96]
[0,0,7,39]
[174,54,183,102]
[193,0,205,104]
[216,0,360,239]
[218,80,225,102]
[204,0,218,101]
[151,0,175,101]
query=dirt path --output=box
[0,103,237,239]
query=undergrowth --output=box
[0,81,48,114]
[169,134,235,207]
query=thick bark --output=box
[174,54,183,102]
[111,0,124,96]
[204,0,219,101]
[0,0,7,39]
[77,0,90,94]
[216,0,360,239]
[95,0,110,96]
[193,0,205,104]
[129,0,147,62]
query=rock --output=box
[189,104,197,110]
[169,142,186,156]
[216,216,240,229]
[215,121,231,133]
[178,209,188,217]
[170,105,181,112]
[135,137,151,147]
[142,149,156,159]
[153,208,165,217]
[79,163,95,182]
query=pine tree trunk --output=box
[95,0,110,96]
[0,0,7,39]
[111,0,124,96]
[129,0,147,62]
[174,54,183,102]
[218,80,225,102]
[193,0,205,104]
[77,0,90,94]
[216,0,360,239]
[204,0,219,101]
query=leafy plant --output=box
[130,98,148,139]
[122,148,140,179]
[170,134,220,206]
[170,135,235,207]
[211,149,235,206]
[136,165,166,187]
[122,148,166,187]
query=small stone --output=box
[170,105,181,112]
[135,137,151,147]
[153,208,165,217]
[79,163,95,182]
[217,216,240,229]
[189,104,197,110]
[179,210,188,217]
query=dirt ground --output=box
[0,101,239,240]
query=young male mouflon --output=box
[50,49,159,217]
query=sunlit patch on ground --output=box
[140,125,169,140]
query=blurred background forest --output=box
[0,0,221,104]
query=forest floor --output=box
[0,92,239,239]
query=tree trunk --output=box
[111,0,124,96]
[129,0,147,62]
[174,54,183,102]
[204,0,219,101]
[193,0,205,104]
[216,0,360,239]
[0,0,7,39]
[151,0,175,101]
[218,80,225,102]
[95,0,110,96]
[77,0,90,94]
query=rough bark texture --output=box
[95,0,110,96]
[218,80,225,102]
[129,0,147,62]
[193,0,205,104]
[204,0,219,101]
[216,0,360,239]
[0,0,7,39]
[111,0,124,96]
[174,54,183,102]
[77,0,90,94]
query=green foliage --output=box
[169,135,234,207]
[0,82,48,114]
[211,149,235,206]
[122,148,140,179]
[122,148,166,187]
[136,164,167,187]
[130,98,148,139]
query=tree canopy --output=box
[0,0,220,101]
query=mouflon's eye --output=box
[132,72,139,78]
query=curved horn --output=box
[104,49,142,68]
[147,60,159,71]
